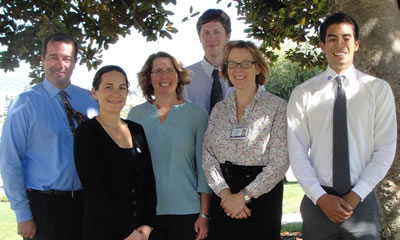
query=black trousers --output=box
[24,190,84,240]
[208,171,283,240]
[149,214,198,240]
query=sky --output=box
[0,0,252,97]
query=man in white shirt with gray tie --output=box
[287,13,396,240]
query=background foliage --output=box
[0,0,330,84]
[0,0,180,83]
[233,0,328,68]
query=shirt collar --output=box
[251,86,265,106]
[326,65,357,82]
[200,57,220,80]
[232,86,264,109]
[43,78,73,98]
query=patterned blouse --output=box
[202,88,289,198]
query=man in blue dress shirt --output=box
[0,32,98,240]
[184,9,233,114]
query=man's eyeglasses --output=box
[226,61,257,69]
[151,68,176,75]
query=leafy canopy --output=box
[233,0,328,68]
[1,0,330,84]
[0,0,178,83]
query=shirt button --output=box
[132,200,136,205]
[131,188,135,194]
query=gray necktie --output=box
[210,69,223,113]
[332,75,351,195]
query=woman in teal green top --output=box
[127,52,211,240]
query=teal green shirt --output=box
[127,101,211,215]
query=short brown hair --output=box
[42,32,79,61]
[220,41,270,87]
[138,52,190,102]
[196,9,231,36]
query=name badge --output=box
[230,127,248,139]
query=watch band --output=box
[240,189,251,204]
[199,213,210,220]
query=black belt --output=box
[322,186,352,197]
[220,161,264,178]
[27,188,83,199]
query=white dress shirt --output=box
[287,65,396,204]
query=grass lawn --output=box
[0,202,20,240]
[281,181,304,233]
[0,182,304,239]
[283,181,304,214]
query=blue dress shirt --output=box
[0,79,98,223]
[184,59,233,113]
[127,101,211,215]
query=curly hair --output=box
[138,52,191,102]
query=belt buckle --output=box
[224,161,233,178]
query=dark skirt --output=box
[208,162,283,240]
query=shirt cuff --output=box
[213,182,230,196]
[15,206,33,223]
[351,181,371,201]
[197,184,212,194]
[308,186,328,205]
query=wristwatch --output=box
[240,189,251,204]
[199,213,210,221]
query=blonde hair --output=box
[220,40,270,87]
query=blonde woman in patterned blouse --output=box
[202,40,289,239]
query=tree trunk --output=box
[330,0,400,239]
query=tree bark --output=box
[330,0,400,239]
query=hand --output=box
[233,206,252,219]
[220,193,246,218]
[136,225,153,240]
[17,219,36,239]
[124,229,146,240]
[317,194,353,223]
[194,215,208,240]
[342,191,361,210]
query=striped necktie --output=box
[59,90,89,135]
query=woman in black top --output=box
[74,65,156,240]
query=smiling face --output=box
[92,71,128,114]
[150,57,179,98]
[320,23,360,74]
[227,48,260,91]
[41,40,76,89]
[199,21,231,62]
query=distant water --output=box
[1,78,31,94]
[0,67,32,94]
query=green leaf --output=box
[191,12,200,18]
[300,16,306,26]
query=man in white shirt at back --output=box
[287,13,396,240]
